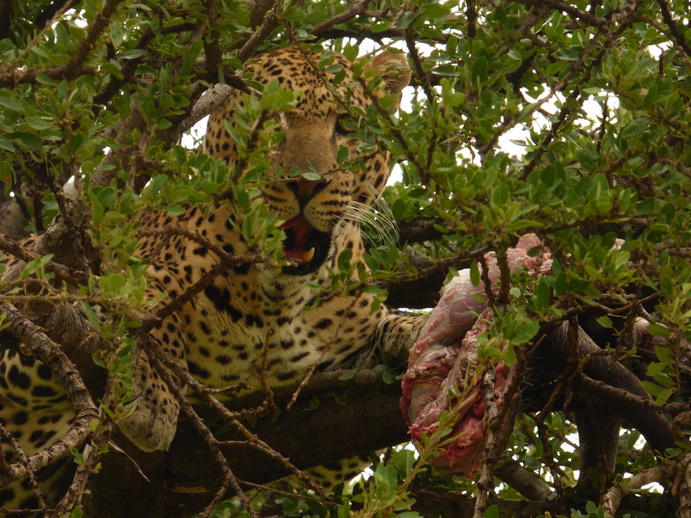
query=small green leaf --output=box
[0,136,14,151]
[0,96,24,111]
[509,319,540,345]
[470,261,480,286]
[71,448,85,465]
[336,145,349,164]
[88,190,104,223]
[472,56,489,82]
[324,64,344,74]
[30,46,50,58]
[337,249,353,272]
[533,279,551,310]
[503,343,516,366]
[118,49,145,59]
[305,395,320,411]
[647,323,671,338]
[621,118,649,139]
[301,172,321,181]
[338,369,357,381]
[164,206,186,216]
[24,116,51,130]
[555,45,584,61]
[9,132,44,151]
[223,120,244,146]
[89,419,100,432]
[92,353,106,368]
[654,386,675,406]
[596,315,614,329]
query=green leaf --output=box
[0,136,15,151]
[338,369,357,381]
[88,190,104,223]
[164,206,186,216]
[621,118,649,139]
[336,145,349,164]
[647,323,671,338]
[596,315,614,329]
[30,46,50,58]
[305,395,320,411]
[24,116,52,130]
[9,132,44,151]
[118,49,145,59]
[0,96,23,111]
[470,261,480,286]
[301,172,321,181]
[509,319,540,345]
[71,448,85,465]
[654,386,675,406]
[337,249,353,272]
[88,419,101,432]
[391,198,405,220]
[555,45,584,61]
[324,64,344,74]
[472,56,489,82]
[92,353,106,368]
[533,279,551,310]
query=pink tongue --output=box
[281,215,312,260]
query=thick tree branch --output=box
[81,370,408,517]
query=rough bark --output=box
[81,373,408,517]
[72,371,681,518]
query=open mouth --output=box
[280,215,330,275]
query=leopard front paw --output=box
[118,392,179,452]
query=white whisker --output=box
[344,186,399,246]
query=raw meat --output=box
[400,234,552,475]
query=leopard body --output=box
[0,46,423,510]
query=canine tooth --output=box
[302,248,315,263]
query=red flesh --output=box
[400,234,552,476]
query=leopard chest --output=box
[178,270,381,393]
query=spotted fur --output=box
[0,47,424,509]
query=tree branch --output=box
[80,369,408,517]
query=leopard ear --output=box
[366,49,411,97]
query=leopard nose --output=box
[286,179,329,208]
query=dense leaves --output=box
[0,0,689,517]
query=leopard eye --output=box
[335,115,356,137]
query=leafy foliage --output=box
[0,0,689,517]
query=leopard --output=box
[0,46,425,512]
[0,45,683,516]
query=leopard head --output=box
[205,46,410,274]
